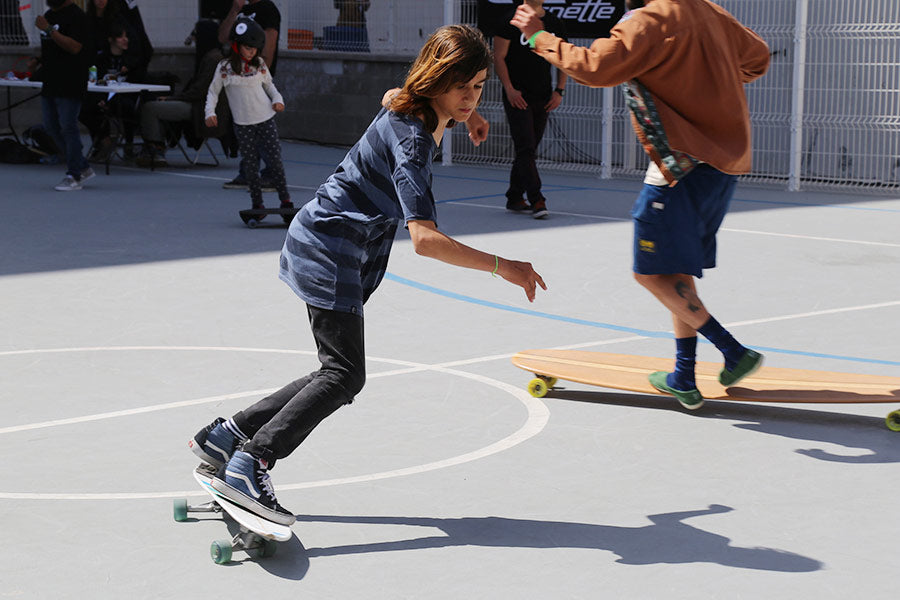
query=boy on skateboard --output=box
[511,0,770,409]
[190,25,546,525]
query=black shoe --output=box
[223,175,249,190]
[189,417,241,469]
[212,451,296,525]
[505,197,530,213]
[250,202,267,220]
[531,199,549,219]
[135,150,154,168]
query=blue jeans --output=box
[42,95,89,179]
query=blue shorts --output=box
[631,164,737,278]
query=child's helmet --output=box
[230,17,265,50]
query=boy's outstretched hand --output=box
[465,110,489,147]
[497,257,547,302]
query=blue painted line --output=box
[436,193,506,204]
[384,272,900,367]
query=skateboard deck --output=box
[239,206,299,228]
[173,465,293,564]
[512,349,900,430]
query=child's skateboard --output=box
[239,206,299,228]
[512,349,900,431]
[173,465,293,564]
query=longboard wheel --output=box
[173,498,188,522]
[541,376,558,388]
[210,539,233,564]
[252,539,278,558]
[246,219,259,229]
[886,410,900,432]
[527,378,549,398]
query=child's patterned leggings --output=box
[234,117,290,205]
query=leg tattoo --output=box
[675,281,702,313]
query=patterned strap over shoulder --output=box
[622,79,698,183]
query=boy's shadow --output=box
[298,504,821,572]
[553,389,900,463]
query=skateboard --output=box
[173,464,293,564]
[239,206,299,228]
[512,349,900,431]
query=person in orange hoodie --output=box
[512,0,770,410]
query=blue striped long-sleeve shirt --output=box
[279,108,439,316]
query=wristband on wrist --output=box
[527,30,544,49]
[492,255,500,277]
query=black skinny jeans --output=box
[235,304,365,465]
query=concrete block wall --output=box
[0,47,413,148]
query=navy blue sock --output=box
[697,316,746,370]
[667,336,697,390]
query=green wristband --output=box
[492,255,500,277]
[527,30,545,49]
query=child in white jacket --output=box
[206,17,291,214]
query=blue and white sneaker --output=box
[212,450,295,526]
[189,417,240,469]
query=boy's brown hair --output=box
[390,25,492,132]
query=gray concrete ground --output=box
[1,139,898,599]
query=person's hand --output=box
[205,115,218,128]
[273,102,285,112]
[506,87,528,110]
[544,91,562,112]
[465,110,489,147]
[497,257,547,303]
[35,15,49,33]
[381,87,401,109]
[510,4,543,40]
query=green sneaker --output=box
[648,371,705,410]
[719,349,763,386]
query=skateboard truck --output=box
[174,497,278,564]
[174,465,291,564]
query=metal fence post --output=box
[788,0,809,191]
[601,87,613,179]
[442,0,456,166]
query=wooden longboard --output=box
[173,466,293,564]
[512,349,900,429]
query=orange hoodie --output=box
[531,0,770,183]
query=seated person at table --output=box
[85,0,152,78]
[78,24,144,161]
[136,43,227,168]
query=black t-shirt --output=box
[496,9,568,100]
[241,0,281,75]
[40,3,91,98]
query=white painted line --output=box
[724,300,900,328]
[0,389,274,436]
[448,202,900,247]
[0,346,549,501]
[722,227,900,248]
[110,165,318,190]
